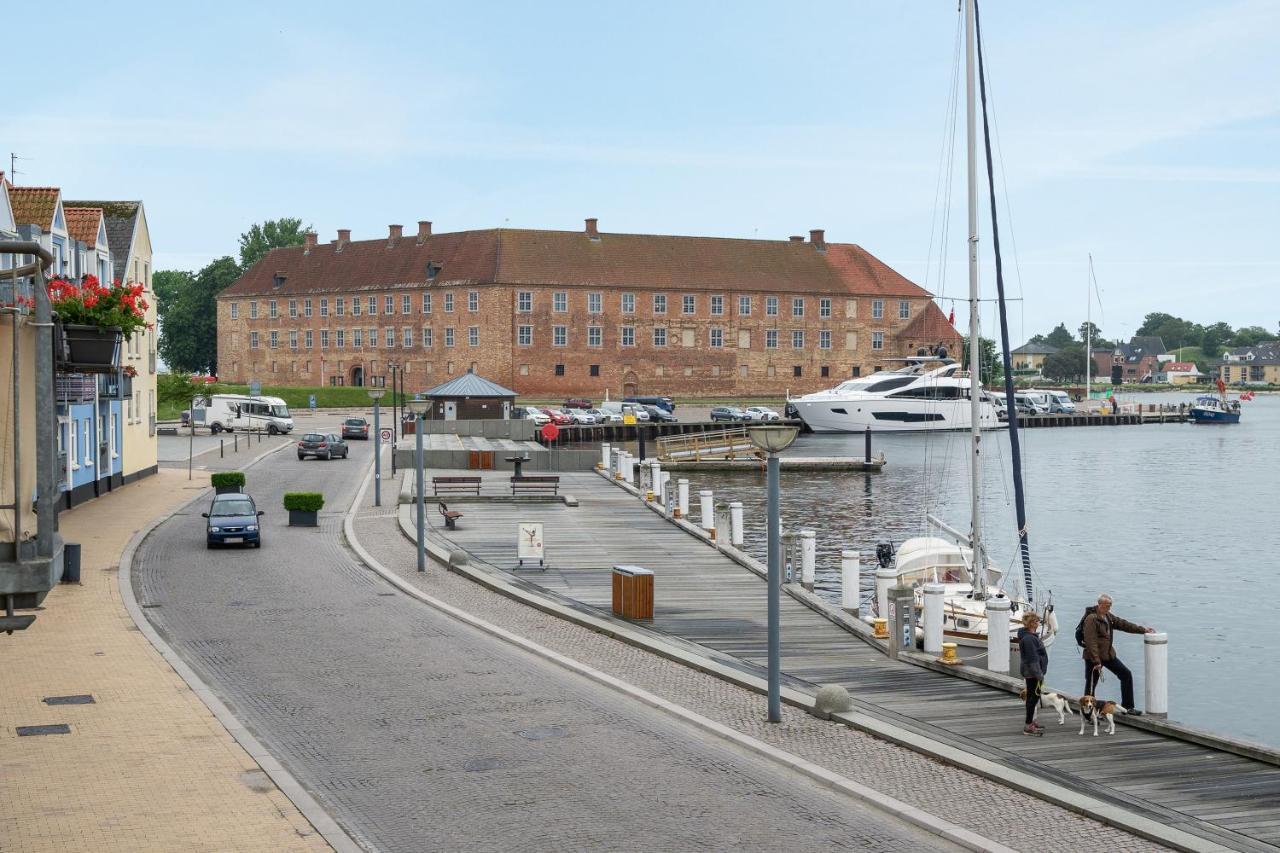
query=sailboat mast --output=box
[1086,254,1094,399]
[964,0,987,595]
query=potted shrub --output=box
[283,492,324,527]
[48,275,150,373]
[210,471,246,494]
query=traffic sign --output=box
[308,394,317,409]
[249,379,262,396]
[380,428,393,442]
[540,423,560,442]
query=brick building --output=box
[215,220,959,398]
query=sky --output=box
[9,0,1280,347]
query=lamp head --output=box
[747,424,800,454]
[366,388,386,401]
[405,398,431,417]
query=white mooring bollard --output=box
[676,479,690,518]
[649,461,661,500]
[874,565,897,621]
[986,595,1011,673]
[1144,632,1168,718]
[840,550,860,611]
[623,453,634,485]
[600,442,611,470]
[699,489,714,531]
[922,583,945,655]
[613,449,625,479]
[728,501,744,546]
[799,530,816,590]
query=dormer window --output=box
[426,262,441,280]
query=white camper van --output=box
[198,394,294,434]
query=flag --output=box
[1216,377,1226,394]
[948,307,955,325]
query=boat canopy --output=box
[893,537,976,586]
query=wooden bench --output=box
[432,476,482,496]
[510,475,559,496]
[437,502,463,530]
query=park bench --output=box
[432,476,482,496]
[510,475,560,496]
[437,502,463,530]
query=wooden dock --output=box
[1017,409,1188,427]
[423,469,1280,852]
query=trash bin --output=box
[63,542,82,584]
[611,565,654,620]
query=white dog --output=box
[1078,695,1124,736]
[1039,691,1074,726]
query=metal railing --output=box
[656,426,759,461]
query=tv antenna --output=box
[9,152,32,183]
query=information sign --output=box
[249,380,262,396]
[380,428,393,442]
[517,522,545,569]
[309,394,317,410]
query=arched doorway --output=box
[622,371,638,398]
[351,365,364,387]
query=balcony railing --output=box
[97,373,133,399]
[56,373,97,403]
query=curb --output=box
[118,439,364,853]
[343,459,1013,853]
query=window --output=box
[553,325,567,347]
[443,292,454,313]
[289,329,298,349]
[621,326,635,347]
[421,293,431,314]
[351,298,361,316]
[289,299,298,318]
[517,291,532,313]
[710,295,724,316]
[518,325,533,346]
[83,418,93,466]
[653,294,667,314]
[851,365,861,377]
[766,296,778,316]
[229,302,239,320]
[385,327,396,348]
[682,294,695,315]
[468,291,479,312]
[588,292,602,314]
[821,365,830,378]
[368,327,377,347]
[621,293,635,314]
[368,296,377,315]
[872,300,884,319]
[403,294,412,314]
[794,366,803,378]
[554,364,565,376]
[899,300,911,320]
[792,330,805,349]
[765,329,778,349]
[335,329,344,348]
[553,291,567,313]
[445,327,455,347]
[319,298,329,317]
[653,327,667,347]
[250,331,259,349]
[305,330,313,348]
[320,330,329,348]
[589,364,600,377]
[819,298,832,318]
[404,327,415,348]
[468,326,479,346]
[587,326,602,347]
[304,298,313,317]
[792,297,804,318]
[353,328,363,347]
[341,297,352,316]
[710,327,724,348]
[422,327,433,347]
[249,301,259,319]
[872,331,884,350]
[385,295,395,314]
[819,330,831,350]
[738,296,751,316]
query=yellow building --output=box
[1011,341,1057,373]
[1219,343,1280,386]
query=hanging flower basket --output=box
[47,275,149,374]
[61,323,122,373]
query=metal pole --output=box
[188,396,195,480]
[415,414,425,572]
[766,451,781,723]
[220,439,224,458]
[964,0,986,594]
[864,425,871,464]
[373,399,381,507]
[11,308,19,551]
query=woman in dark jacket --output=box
[1018,612,1048,735]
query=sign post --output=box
[249,379,262,397]
[517,522,545,570]
[309,394,317,411]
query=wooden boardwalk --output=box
[424,469,1280,852]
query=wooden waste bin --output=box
[611,565,654,620]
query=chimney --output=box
[272,271,287,289]
[789,235,805,242]
[417,220,432,244]
[336,229,351,251]
[809,229,826,250]
[585,217,599,239]
[388,224,403,247]
[303,231,317,254]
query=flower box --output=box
[61,324,122,374]
[287,509,318,527]
[283,492,324,527]
[211,471,245,495]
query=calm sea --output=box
[684,391,1280,748]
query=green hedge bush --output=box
[210,471,246,488]
[282,492,324,512]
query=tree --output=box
[962,335,1003,384]
[1229,325,1277,347]
[238,217,310,269]
[1077,321,1109,348]
[1041,346,1090,382]
[1043,323,1076,350]
[1200,322,1235,358]
[155,257,240,374]
[1136,311,1202,350]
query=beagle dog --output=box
[1078,695,1124,736]
[1017,687,1075,725]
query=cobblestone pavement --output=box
[132,441,961,852]
[0,469,328,853]
[352,466,1172,853]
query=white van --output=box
[1013,391,1050,415]
[1042,390,1076,414]
[198,394,294,434]
[599,401,650,422]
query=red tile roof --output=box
[1163,362,1197,372]
[221,227,937,300]
[10,187,60,230]
[64,207,105,248]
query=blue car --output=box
[202,493,265,548]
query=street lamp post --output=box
[405,398,431,572]
[747,424,800,723]
[367,388,387,507]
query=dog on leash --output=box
[1078,695,1124,736]
[1018,687,1075,725]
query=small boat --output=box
[1189,394,1241,424]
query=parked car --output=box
[585,408,614,423]
[202,493,264,549]
[642,404,677,422]
[518,406,550,425]
[600,401,649,421]
[710,406,746,422]
[297,432,349,460]
[742,406,782,422]
[341,417,370,439]
[541,408,573,426]
[562,398,593,410]
[625,395,675,413]
[567,409,597,424]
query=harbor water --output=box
[683,391,1280,748]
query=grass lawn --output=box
[157,383,414,421]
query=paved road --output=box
[132,439,958,852]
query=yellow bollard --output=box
[872,618,888,639]
[614,471,623,481]
[646,491,654,502]
[673,508,682,518]
[938,642,961,665]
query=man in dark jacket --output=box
[1083,593,1154,713]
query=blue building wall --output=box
[59,398,123,505]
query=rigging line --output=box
[974,0,1035,607]
[923,7,965,300]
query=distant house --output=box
[1219,342,1280,386]
[1011,341,1058,373]
[1158,361,1203,385]
[1112,336,1166,383]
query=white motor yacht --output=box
[790,357,1003,433]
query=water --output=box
[682,392,1280,748]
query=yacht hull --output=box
[794,398,1004,433]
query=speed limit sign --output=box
[380,428,393,442]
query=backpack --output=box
[1074,605,1099,648]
